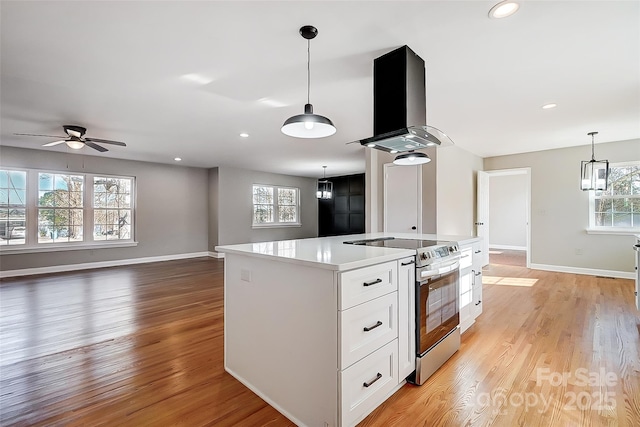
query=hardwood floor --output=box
[488,249,526,267]
[1,258,638,426]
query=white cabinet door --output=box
[397,256,416,379]
[472,240,483,318]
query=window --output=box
[0,170,26,246]
[252,185,300,227]
[0,168,135,251]
[38,173,84,243]
[589,162,640,232]
[93,177,132,240]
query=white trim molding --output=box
[0,251,211,279]
[489,244,527,251]
[208,251,225,259]
[530,263,634,280]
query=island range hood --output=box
[359,45,453,153]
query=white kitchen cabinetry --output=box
[458,238,483,333]
[224,252,413,427]
[471,240,483,319]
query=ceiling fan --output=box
[15,125,126,152]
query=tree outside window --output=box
[93,177,133,240]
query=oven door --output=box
[416,261,460,356]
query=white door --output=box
[384,163,421,234]
[476,171,490,266]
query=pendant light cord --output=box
[307,39,311,105]
[591,133,595,161]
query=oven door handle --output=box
[419,260,460,280]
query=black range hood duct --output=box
[359,45,453,153]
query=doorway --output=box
[477,168,531,268]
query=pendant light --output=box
[281,26,336,139]
[316,166,333,199]
[580,131,609,191]
[393,151,431,166]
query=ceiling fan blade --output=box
[42,140,67,147]
[84,141,109,152]
[84,138,126,146]
[14,133,67,138]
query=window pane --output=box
[279,206,297,222]
[612,213,631,227]
[69,191,83,208]
[9,171,26,189]
[278,188,296,205]
[253,204,273,223]
[39,173,53,191]
[1,170,27,245]
[253,186,273,204]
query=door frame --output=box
[383,163,422,234]
[478,167,531,268]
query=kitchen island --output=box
[215,233,479,427]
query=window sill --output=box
[0,241,138,255]
[252,223,302,229]
[585,228,640,236]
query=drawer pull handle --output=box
[474,271,482,277]
[363,321,383,332]
[475,300,482,306]
[401,260,415,266]
[363,278,382,287]
[474,250,482,254]
[363,373,383,388]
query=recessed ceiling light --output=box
[174,157,182,162]
[239,133,249,138]
[489,1,520,19]
[542,103,557,109]
[180,73,213,85]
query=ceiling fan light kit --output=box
[15,125,127,152]
[281,25,336,139]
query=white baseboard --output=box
[208,251,225,259]
[489,244,527,251]
[529,263,635,280]
[0,251,212,279]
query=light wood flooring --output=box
[1,258,638,426]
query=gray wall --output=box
[436,145,484,236]
[489,174,527,248]
[215,166,318,246]
[484,138,639,273]
[0,146,209,271]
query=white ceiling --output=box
[1,1,638,178]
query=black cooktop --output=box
[344,237,449,250]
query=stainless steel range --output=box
[344,237,461,385]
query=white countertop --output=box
[215,232,479,272]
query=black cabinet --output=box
[318,174,365,237]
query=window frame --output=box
[587,160,640,235]
[0,167,137,254]
[252,184,301,228]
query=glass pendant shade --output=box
[393,152,431,166]
[580,131,609,191]
[581,159,609,191]
[316,179,333,199]
[282,104,336,138]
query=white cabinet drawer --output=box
[340,292,398,369]
[339,261,397,310]
[460,246,473,269]
[340,339,399,427]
